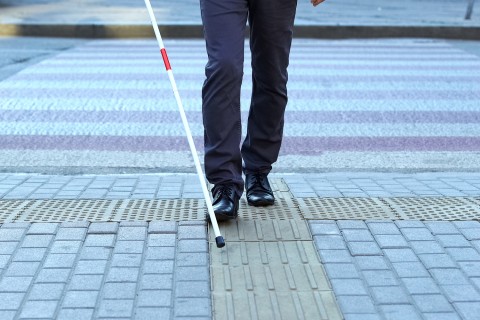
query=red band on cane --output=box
[160,48,171,70]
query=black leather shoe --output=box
[245,172,275,206]
[210,184,239,221]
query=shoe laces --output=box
[250,173,269,191]
[214,184,234,199]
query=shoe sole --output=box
[214,213,238,222]
[207,213,238,222]
[247,199,275,207]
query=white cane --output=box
[143,0,225,248]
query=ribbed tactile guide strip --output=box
[209,221,343,320]
[209,220,311,242]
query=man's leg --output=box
[241,0,298,174]
[200,0,248,197]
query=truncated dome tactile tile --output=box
[209,220,312,242]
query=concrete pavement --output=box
[0,0,479,38]
[1,172,480,319]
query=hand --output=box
[311,0,326,7]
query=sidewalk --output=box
[1,2,480,319]
[0,0,479,38]
[0,172,480,319]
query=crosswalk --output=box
[1,38,479,172]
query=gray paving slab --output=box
[0,174,193,199]
[0,221,210,320]
[1,172,480,319]
[284,173,480,198]
[310,220,480,320]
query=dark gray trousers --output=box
[200,0,297,196]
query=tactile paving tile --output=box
[236,178,301,220]
[382,197,480,220]
[209,212,343,320]
[14,199,119,222]
[0,199,206,222]
[210,241,342,320]
[208,178,301,221]
[209,241,321,266]
[209,220,312,242]
[4,197,480,223]
[237,197,302,221]
[0,200,32,222]
[112,199,205,221]
[212,286,339,320]
[468,197,480,207]
[297,197,395,220]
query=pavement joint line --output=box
[15,224,54,318]
[128,224,150,320]
[54,224,89,319]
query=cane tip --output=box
[215,236,225,248]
